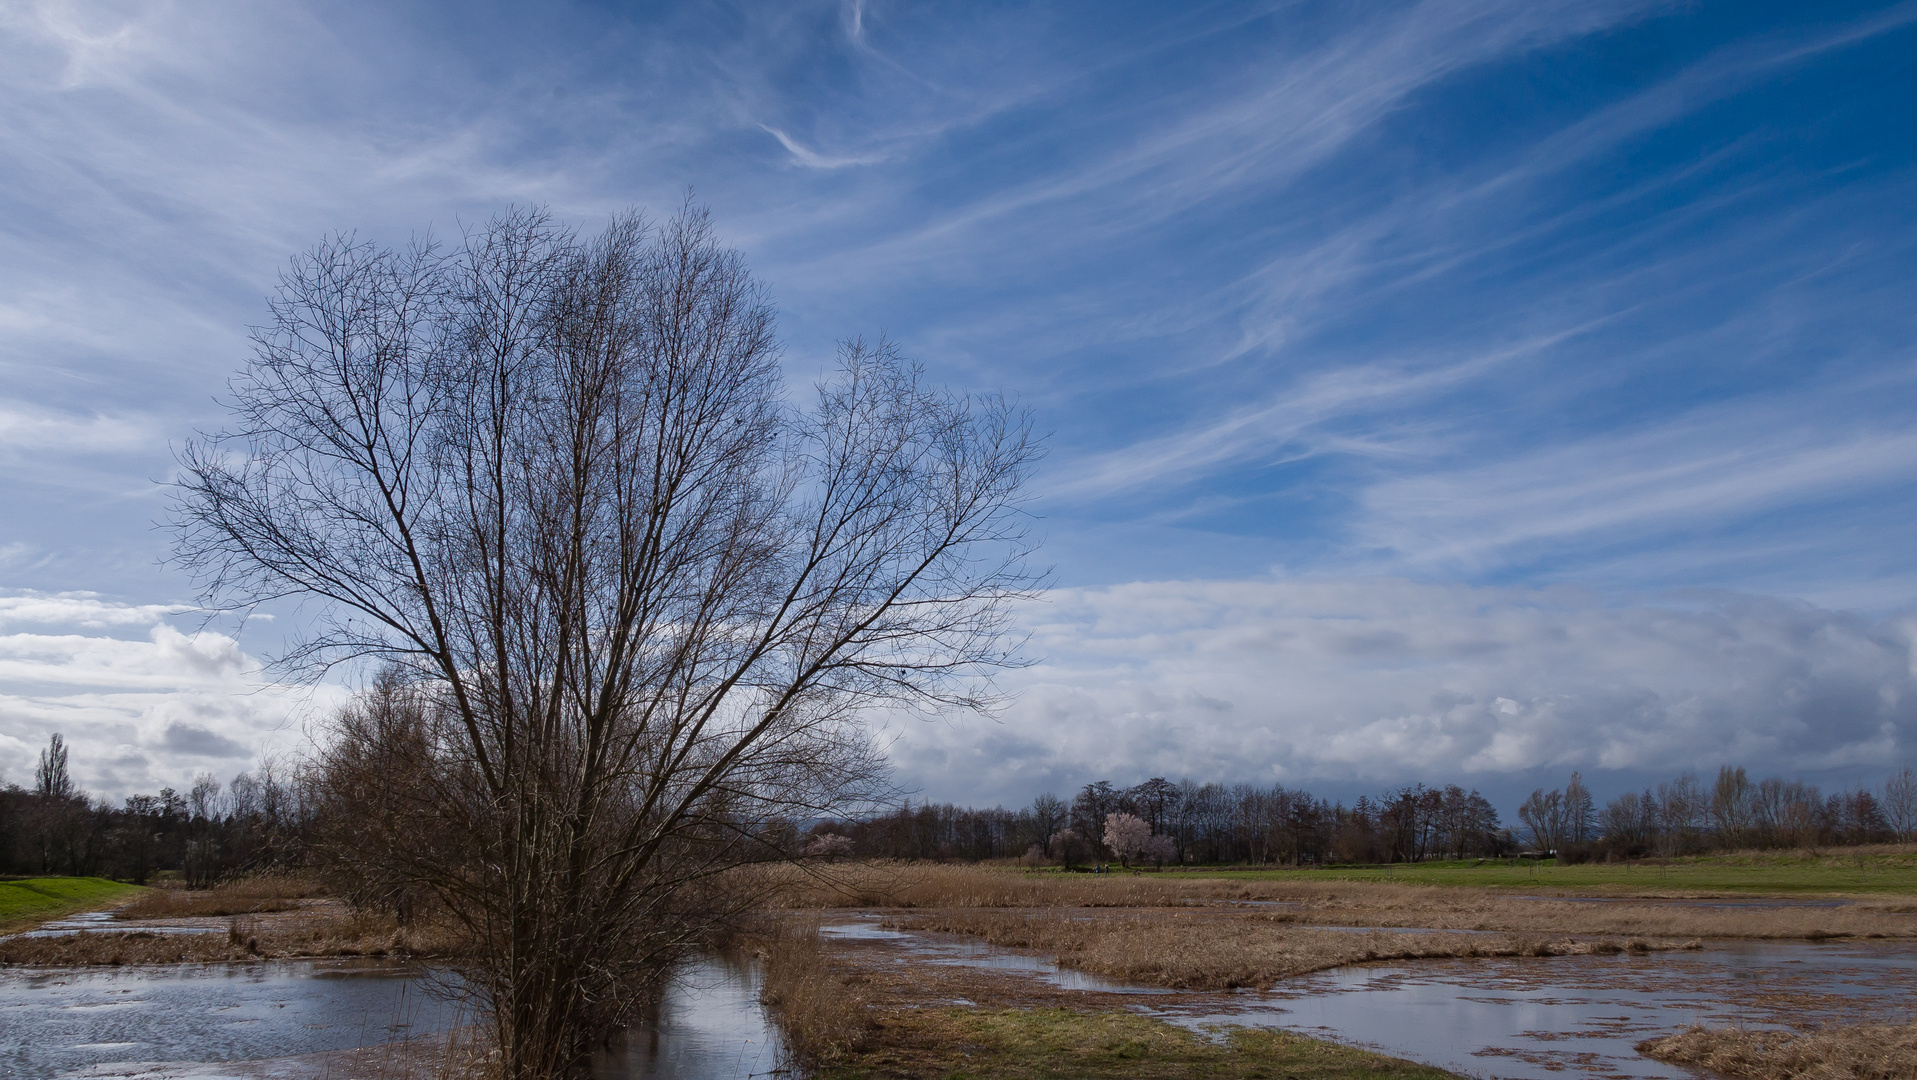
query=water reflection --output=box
[593,954,787,1080]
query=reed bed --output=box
[118,873,327,919]
[755,917,873,1065]
[760,862,1917,940]
[886,909,1691,990]
[1639,1022,1917,1080]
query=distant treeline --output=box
[813,766,1917,866]
[7,728,1916,880]
[1523,766,1916,858]
[814,777,1506,865]
[0,734,302,884]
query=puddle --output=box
[1143,939,1917,1080]
[592,953,786,1079]
[0,960,462,1078]
[823,919,1170,994]
[15,909,227,939]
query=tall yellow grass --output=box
[755,862,1916,940]
[1640,1023,1917,1080]
[119,873,326,919]
[755,917,872,1064]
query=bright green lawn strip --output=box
[0,877,145,933]
[1162,853,1917,895]
[814,1007,1462,1080]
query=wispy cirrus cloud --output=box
[4,0,1917,800]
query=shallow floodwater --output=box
[0,960,462,1078]
[17,909,224,938]
[592,954,786,1080]
[12,917,1915,1080]
[1146,939,1917,1080]
[822,920,1163,993]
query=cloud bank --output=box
[889,579,1917,806]
[0,592,328,798]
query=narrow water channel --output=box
[591,953,786,1080]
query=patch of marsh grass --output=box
[890,910,1691,990]
[757,917,873,1065]
[1639,1022,1917,1080]
[755,862,1916,941]
[118,873,323,919]
[809,1006,1463,1080]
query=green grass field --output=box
[0,877,145,932]
[1166,850,1917,895]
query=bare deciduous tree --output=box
[173,204,1040,1078]
[1518,787,1563,853]
[1886,767,1917,843]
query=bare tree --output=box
[31,733,87,874]
[174,204,1040,1078]
[1563,772,1596,846]
[1885,767,1917,843]
[1517,787,1563,853]
[1710,765,1752,845]
[1029,792,1066,840]
[35,733,72,801]
[187,773,223,821]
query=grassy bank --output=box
[0,877,144,933]
[1180,846,1917,894]
[812,1007,1463,1080]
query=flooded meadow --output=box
[9,871,1917,1080]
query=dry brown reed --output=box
[887,909,1691,990]
[119,873,326,919]
[759,862,1917,940]
[1639,1022,1917,1080]
[755,917,873,1065]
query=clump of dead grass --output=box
[1639,1022,1917,1080]
[888,909,1695,990]
[756,917,873,1065]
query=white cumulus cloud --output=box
[0,591,334,799]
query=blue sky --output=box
[3,0,1916,809]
